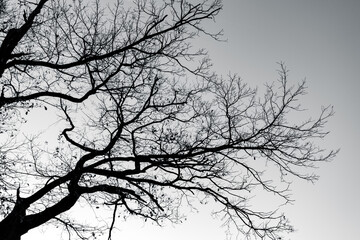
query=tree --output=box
[0,0,337,240]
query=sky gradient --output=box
[24,0,360,239]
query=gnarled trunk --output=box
[0,220,23,240]
[0,199,28,240]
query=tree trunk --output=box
[0,193,29,240]
[0,211,26,240]
[0,220,22,240]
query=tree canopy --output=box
[0,0,336,240]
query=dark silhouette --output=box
[0,0,336,240]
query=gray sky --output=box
[210,0,360,240]
[24,0,360,239]
[194,1,360,239]
[206,1,360,239]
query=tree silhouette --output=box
[0,0,336,240]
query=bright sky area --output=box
[24,0,360,240]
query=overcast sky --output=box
[205,2,360,239]
[24,0,360,240]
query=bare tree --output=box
[0,0,337,240]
